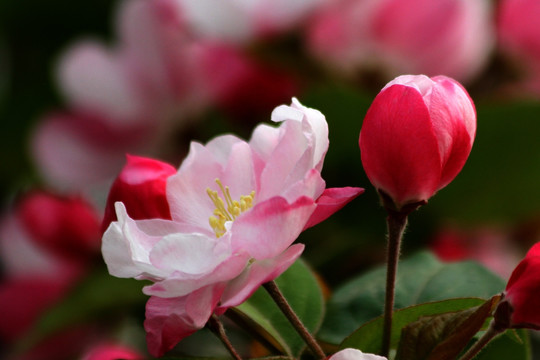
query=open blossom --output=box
[307,0,494,83]
[501,242,540,329]
[359,75,476,211]
[329,348,387,360]
[102,98,363,356]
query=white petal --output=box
[149,233,230,275]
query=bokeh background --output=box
[1,0,539,358]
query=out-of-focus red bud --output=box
[503,242,540,329]
[359,74,476,211]
[81,343,143,360]
[430,227,521,279]
[102,155,176,232]
[19,191,101,260]
[0,276,69,341]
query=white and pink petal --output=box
[230,196,315,260]
[218,243,304,309]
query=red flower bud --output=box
[19,191,101,260]
[81,343,142,360]
[102,155,176,232]
[359,74,476,210]
[503,242,540,329]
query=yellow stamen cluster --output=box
[207,179,255,238]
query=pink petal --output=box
[57,41,143,121]
[167,141,228,228]
[144,284,224,357]
[31,113,129,189]
[281,168,326,203]
[249,123,282,162]
[143,251,249,298]
[102,203,168,279]
[231,196,316,260]
[359,84,442,207]
[304,186,365,230]
[218,243,304,309]
[221,141,257,202]
[257,120,310,200]
[291,97,329,171]
[429,76,476,190]
[149,233,229,275]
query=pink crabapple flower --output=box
[502,242,540,329]
[102,98,363,356]
[359,74,476,211]
[307,0,494,83]
[33,0,212,190]
[328,348,387,360]
[498,0,540,95]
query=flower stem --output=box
[458,321,503,360]
[381,212,408,357]
[207,314,243,360]
[263,281,326,359]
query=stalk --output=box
[263,281,326,359]
[381,212,408,357]
[207,314,243,360]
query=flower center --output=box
[207,179,255,238]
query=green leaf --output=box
[398,295,500,360]
[319,252,505,344]
[19,269,147,350]
[475,329,530,360]
[232,259,325,357]
[340,298,485,354]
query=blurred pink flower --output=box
[177,0,325,44]
[430,227,522,279]
[102,98,363,356]
[0,191,101,342]
[32,0,210,190]
[359,75,476,210]
[197,43,300,121]
[80,343,142,360]
[307,0,494,83]
[32,111,154,190]
[498,0,540,95]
